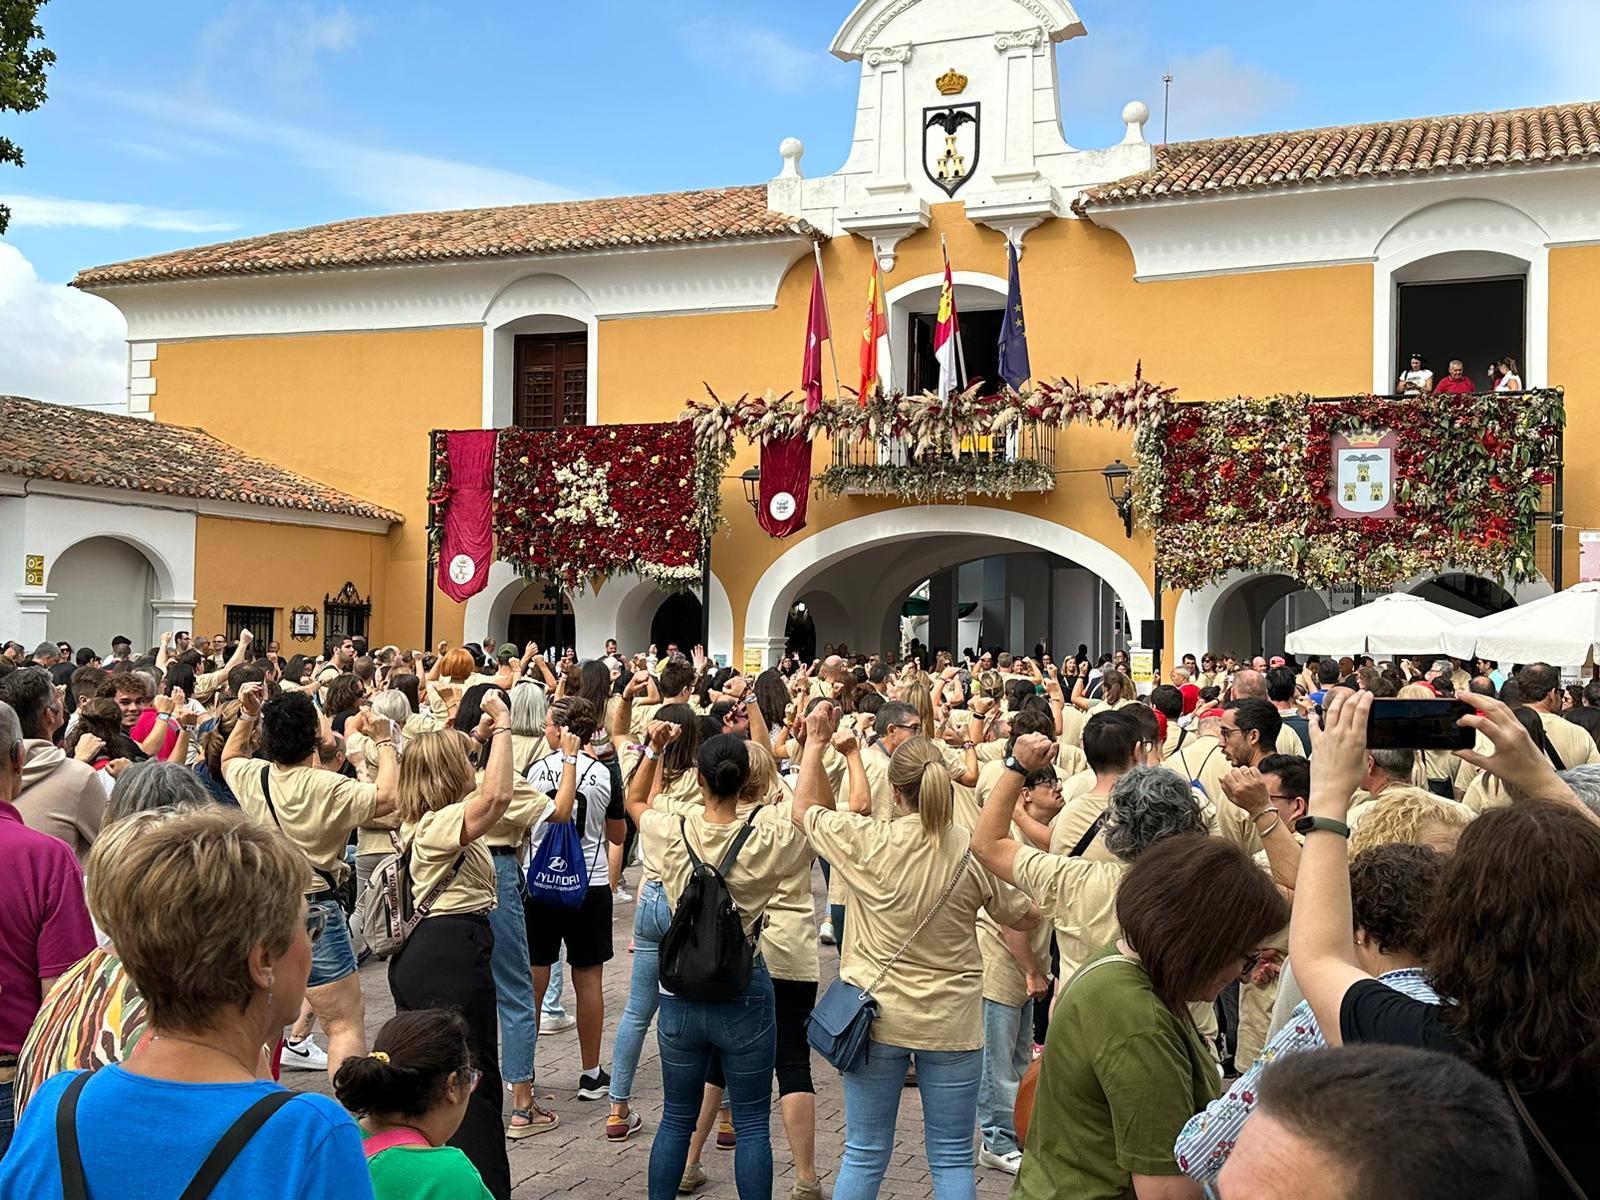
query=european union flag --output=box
[997,240,1031,391]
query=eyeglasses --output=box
[1239,951,1262,979]
[889,721,922,733]
[304,908,328,944]
[1217,725,1241,738]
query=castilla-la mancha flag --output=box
[435,429,498,602]
[933,247,961,400]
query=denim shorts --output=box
[307,894,358,987]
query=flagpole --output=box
[876,257,894,400]
[941,234,968,391]
[814,242,844,405]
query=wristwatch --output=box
[1294,815,1351,839]
[561,753,579,765]
[1002,755,1028,777]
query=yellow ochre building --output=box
[64,0,1600,665]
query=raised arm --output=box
[345,708,400,818]
[1288,689,1375,1045]
[155,630,173,673]
[624,720,678,827]
[459,691,514,842]
[223,682,265,768]
[1220,766,1301,897]
[791,702,840,829]
[970,732,1057,885]
[830,728,870,815]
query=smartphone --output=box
[1365,698,1475,750]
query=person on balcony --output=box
[1495,356,1523,392]
[1397,352,1433,395]
[1432,359,1477,395]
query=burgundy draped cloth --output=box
[436,429,498,602]
[758,433,812,539]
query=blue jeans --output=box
[306,894,358,987]
[609,880,671,1103]
[0,1078,12,1160]
[977,998,1034,1156]
[543,957,567,1018]
[647,960,776,1200]
[490,852,537,1084]
[836,1043,982,1200]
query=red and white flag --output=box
[801,259,830,414]
[858,258,890,404]
[933,246,961,400]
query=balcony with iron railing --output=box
[821,420,1058,498]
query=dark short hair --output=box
[1254,1045,1533,1200]
[1008,706,1055,744]
[1317,659,1341,685]
[856,690,885,717]
[0,667,56,739]
[548,695,597,742]
[876,700,918,732]
[260,690,320,765]
[1115,835,1288,1009]
[1082,710,1140,774]
[1350,843,1443,957]
[1258,753,1310,802]
[1264,665,1296,703]
[75,647,98,666]
[1516,662,1560,703]
[659,661,696,698]
[1224,697,1281,749]
[1148,684,1183,720]
[108,671,153,703]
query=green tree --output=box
[0,0,54,234]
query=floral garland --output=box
[494,423,710,591]
[817,455,1055,502]
[1136,390,1564,590]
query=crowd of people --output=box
[0,626,1596,1199]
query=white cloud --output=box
[0,243,127,412]
[103,89,579,213]
[193,1,363,98]
[1061,31,1295,143]
[1,194,238,233]
[684,20,830,95]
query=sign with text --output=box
[743,648,764,677]
[1130,649,1155,686]
[1329,429,1398,519]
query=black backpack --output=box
[658,811,760,1002]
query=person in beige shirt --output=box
[628,723,814,1198]
[388,690,516,1196]
[1047,709,1142,862]
[0,666,105,860]
[222,681,396,1081]
[1228,669,1309,758]
[974,766,1063,1174]
[792,703,1035,1199]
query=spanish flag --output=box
[858,258,889,404]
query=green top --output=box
[365,1140,495,1200]
[1013,945,1220,1200]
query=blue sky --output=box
[1,0,1595,408]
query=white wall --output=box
[46,536,158,650]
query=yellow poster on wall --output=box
[1130,649,1155,686]
[743,648,764,677]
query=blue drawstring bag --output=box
[526,821,588,908]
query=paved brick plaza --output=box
[289,868,1013,1199]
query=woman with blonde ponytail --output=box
[792,705,1039,1200]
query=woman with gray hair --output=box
[509,681,549,776]
[105,760,211,823]
[971,758,1208,980]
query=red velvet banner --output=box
[758,433,812,539]
[435,429,498,602]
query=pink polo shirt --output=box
[0,802,96,1053]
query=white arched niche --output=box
[481,272,599,429]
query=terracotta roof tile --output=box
[0,395,402,525]
[1078,100,1600,208]
[75,185,820,287]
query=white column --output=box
[14,590,56,647]
[743,635,787,671]
[151,597,198,644]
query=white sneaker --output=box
[615,887,633,902]
[281,1035,329,1072]
[541,1012,577,1034]
[979,1148,1022,1175]
[818,921,836,946]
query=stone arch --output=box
[742,505,1151,667]
[883,270,1008,393]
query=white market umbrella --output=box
[1284,593,1477,658]
[1455,581,1600,666]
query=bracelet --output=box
[489,728,510,738]
[372,739,394,749]
[1250,807,1279,825]
[561,753,579,765]
[644,747,661,761]
[962,740,975,750]
[1255,815,1281,839]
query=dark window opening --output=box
[650,592,703,654]
[514,333,588,429]
[906,308,1004,395]
[225,605,275,646]
[324,582,370,642]
[1396,276,1525,391]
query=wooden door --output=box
[514,333,588,429]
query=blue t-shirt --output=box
[0,1066,373,1200]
